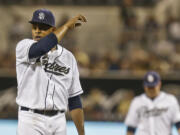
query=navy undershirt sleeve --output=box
[29,33,58,59]
[127,126,136,134]
[68,95,82,111]
[175,121,180,130]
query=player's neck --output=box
[146,91,160,100]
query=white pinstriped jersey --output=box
[16,39,83,111]
[125,92,180,135]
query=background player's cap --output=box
[29,9,55,27]
[143,71,161,87]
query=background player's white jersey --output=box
[16,39,83,111]
[125,91,180,135]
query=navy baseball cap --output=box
[143,71,161,87]
[29,9,55,27]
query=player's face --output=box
[32,23,55,41]
[144,82,161,98]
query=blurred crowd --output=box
[74,0,180,76]
[82,84,180,121]
[0,0,158,6]
[0,0,179,77]
[0,0,180,123]
[1,83,180,121]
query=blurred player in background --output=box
[16,9,86,135]
[125,71,180,135]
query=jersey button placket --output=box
[46,81,54,109]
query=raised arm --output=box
[54,14,87,42]
[29,15,87,59]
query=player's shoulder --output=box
[60,46,73,56]
[16,39,35,50]
[161,91,178,103]
[134,93,145,100]
[17,39,35,46]
[130,93,145,105]
[57,45,76,60]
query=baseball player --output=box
[15,9,86,135]
[125,71,180,135]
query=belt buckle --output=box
[43,110,47,115]
[29,108,34,113]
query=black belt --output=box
[20,106,64,116]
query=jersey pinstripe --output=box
[16,39,83,111]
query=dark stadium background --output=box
[0,0,180,134]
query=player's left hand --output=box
[65,14,87,29]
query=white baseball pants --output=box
[17,109,66,135]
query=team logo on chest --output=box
[137,106,168,118]
[41,55,70,76]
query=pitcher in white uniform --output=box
[16,9,87,135]
[125,71,180,135]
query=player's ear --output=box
[157,81,162,89]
